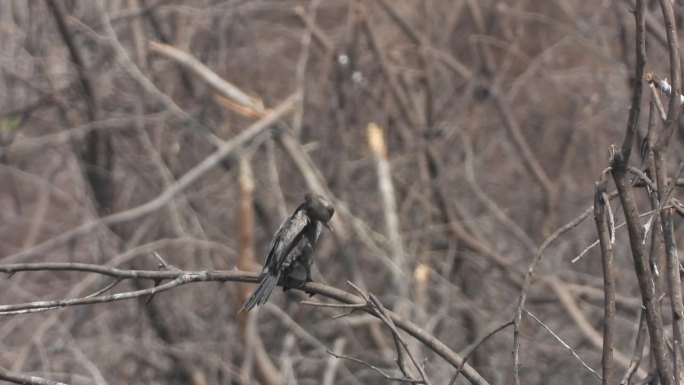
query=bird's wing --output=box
[263,209,310,272]
[288,221,322,264]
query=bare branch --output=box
[367,123,407,297]
[326,350,424,383]
[149,42,265,113]
[0,368,66,385]
[525,310,602,381]
[322,338,347,385]
[594,172,616,385]
[609,2,673,383]
[651,2,684,382]
[369,293,430,385]
[620,311,647,385]
[3,93,299,263]
[513,205,594,384]
[449,320,513,385]
[0,265,490,385]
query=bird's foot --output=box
[281,276,316,297]
[281,276,306,291]
[304,276,316,297]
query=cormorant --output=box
[240,193,334,311]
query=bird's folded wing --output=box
[263,210,310,271]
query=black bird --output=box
[240,193,335,311]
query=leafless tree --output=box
[1,1,683,384]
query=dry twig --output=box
[0,264,490,385]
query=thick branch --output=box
[610,1,673,383]
[619,0,646,161]
[0,264,490,385]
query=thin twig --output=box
[629,167,658,192]
[620,311,647,385]
[647,81,668,120]
[84,278,123,298]
[645,72,684,109]
[94,0,225,146]
[326,350,424,383]
[449,320,514,385]
[643,163,684,242]
[357,3,417,133]
[545,276,643,373]
[0,275,196,314]
[369,294,419,382]
[513,205,594,384]
[293,5,334,54]
[525,310,602,381]
[301,301,367,309]
[572,206,673,263]
[3,93,299,264]
[0,265,490,385]
[322,338,347,385]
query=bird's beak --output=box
[324,222,334,233]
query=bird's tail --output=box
[240,272,280,312]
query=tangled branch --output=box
[0,262,490,385]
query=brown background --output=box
[0,1,682,384]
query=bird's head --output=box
[304,193,335,223]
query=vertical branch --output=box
[321,338,347,385]
[47,0,114,214]
[236,157,281,385]
[644,101,666,297]
[611,79,676,385]
[663,210,684,381]
[44,0,98,118]
[237,157,256,305]
[610,1,673,384]
[652,0,683,383]
[372,0,436,126]
[655,0,681,144]
[494,96,557,236]
[618,0,646,161]
[594,172,615,385]
[368,123,407,299]
[357,4,417,140]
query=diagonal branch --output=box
[369,293,431,385]
[526,310,602,380]
[3,94,299,263]
[326,350,424,383]
[513,205,594,385]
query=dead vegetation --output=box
[1,1,684,384]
